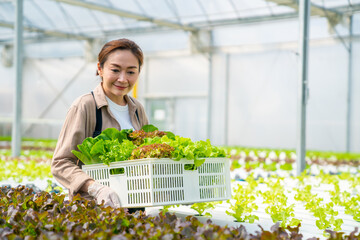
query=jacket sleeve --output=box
[51,104,93,196]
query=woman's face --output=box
[98,49,140,105]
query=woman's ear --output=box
[97,62,103,77]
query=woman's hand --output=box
[87,182,121,208]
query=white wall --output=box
[144,55,209,141]
[225,50,298,149]
[350,41,360,152]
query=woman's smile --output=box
[113,84,128,90]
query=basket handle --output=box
[184,164,197,171]
[109,167,125,175]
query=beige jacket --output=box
[51,83,149,199]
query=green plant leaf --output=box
[90,139,106,156]
[71,150,89,164]
[164,131,175,140]
[141,124,158,132]
[96,128,128,143]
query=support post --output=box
[224,54,230,146]
[296,0,310,175]
[11,0,23,157]
[346,15,353,153]
[207,31,213,140]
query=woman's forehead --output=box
[105,50,138,66]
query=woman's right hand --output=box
[87,182,121,208]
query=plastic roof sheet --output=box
[0,0,359,43]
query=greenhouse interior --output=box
[0,0,360,239]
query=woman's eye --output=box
[128,71,135,75]
[111,69,119,72]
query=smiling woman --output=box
[51,39,149,212]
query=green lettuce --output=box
[72,125,226,167]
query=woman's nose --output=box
[117,71,126,81]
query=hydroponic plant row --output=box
[160,173,359,239]
[225,147,360,162]
[229,151,360,180]
[1,186,359,240]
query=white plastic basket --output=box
[82,158,231,208]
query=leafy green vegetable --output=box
[72,125,226,168]
[99,139,136,165]
[0,157,52,182]
[2,185,299,239]
[279,162,293,171]
[294,182,344,231]
[190,201,221,217]
[160,204,179,213]
[72,137,100,164]
[262,162,277,171]
[261,178,300,228]
[226,175,259,223]
[72,128,135,165]
[159,136,225,167]
[96,127,129,142]
[141,124,158,132]
[164,131,175,140]
[129,129,167,145]
[130,143,174,159]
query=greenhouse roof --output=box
[0,0,359,45]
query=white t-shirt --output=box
[105,96,134,130]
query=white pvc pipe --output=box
[346,15,353,153]
[207,31,214,141]
[11,0,23,157]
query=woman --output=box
[51,39,149,209]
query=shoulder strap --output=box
[135,109,140,124]
[91,91,102,138]
[128,95,141,124]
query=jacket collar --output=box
[93,83,108,108]
[93,83,138,113]
[124,95,137,114]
